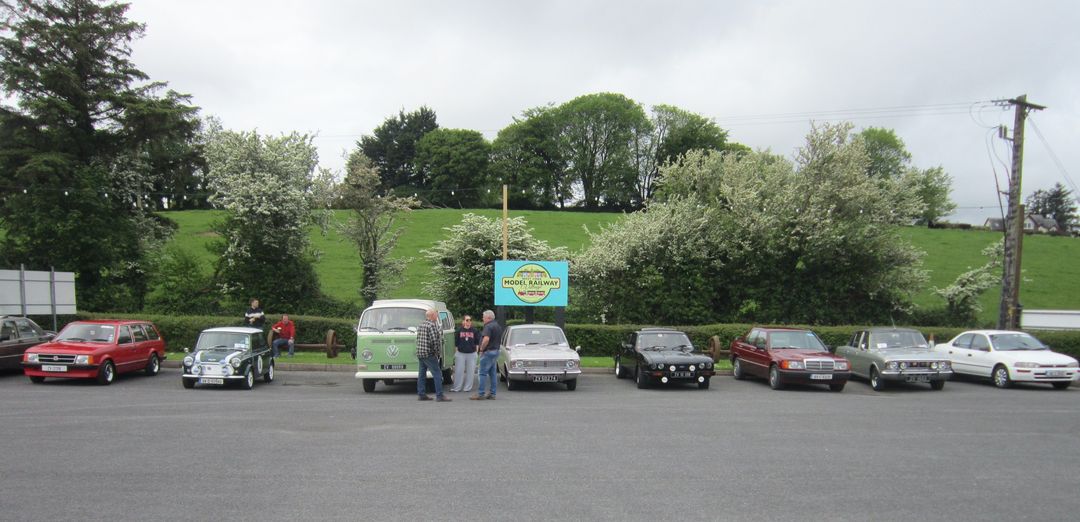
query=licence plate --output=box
[1046,370,1066,377]
[670,371,692,378]
[198,378,224,385]
[905,375,931,383]
[810,373,832,380]
[42,365,67,372]
[532,375,559,382]
[380,364,406,370]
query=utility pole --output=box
[996,95,1045,330]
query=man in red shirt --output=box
[271,314,296,357]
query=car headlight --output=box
[361,350,373,362]
[668,365,676,372]
[834,361,849,371]
[899,362,908,370]
[886,361,899,371]
[183,355,194,366]
[566,360,577,369]
[513,360,524,369]
[689,365,696,372]
[782,360,804,370]
[940,361,951,370]
[74,355,90,365]
[230,357,242,368]
[930,361,939,370]
[654,363,663,370]
[191,365,201,375]
[1014,362,1039,368]
[27,353,39,363]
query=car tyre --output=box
[732,358,745,380]
[614,357,623,379]
[442,368,453,385]
[566,379,577,391]
[97,360,115,386]
[930,380,945,391]
[698,377,710,390]
[768,365,783,390]
[182,377,196,389]
[992,364,1012,389]
[1051,381,1071,390]
[870,367,885,391]
[361,379,376,393]
[242,368,255,390]
[635,365,649,389]
[264,360,274,383]
[829,382,846,392]
[29,376,45,384]
[506,369,518,391]
[145,353,160,376]
[499,364,507,382]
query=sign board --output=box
[0,269,77,315]
[1021,309,1080,331]
[494,260,568,307]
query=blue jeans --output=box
[272,338,293,357]
[477,350,499,396]
[417,356,445,397]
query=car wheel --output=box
[566,379,577,391]
[499,364,507,382]
[361,379,376,393]
[242,368,255,390]
[264,361,274,383]
[870,367,885,391]
[506,368,518,391]
[97,360,115,386]
[635,365,649,389]
[698,377,710,390]
[614,357,623,379]
[182,377,196,389]
[930,380,945,391]
[29,376,45,384]
[829,382,846,392]
[992,365,1012,389]
[768,365,784,390]
[732,358,745,380]
[1052,381,1071,390]
[144,353,160,376]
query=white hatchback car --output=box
[932,330,1078,389]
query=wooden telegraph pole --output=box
[997,95,1045,330]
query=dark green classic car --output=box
[182,327,274,390]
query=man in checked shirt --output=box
[416,308,451,402]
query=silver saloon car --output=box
[498,324,581,391]
[836,328,952,391]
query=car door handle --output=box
[967,354,972,357]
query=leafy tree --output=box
[144,244,218,315]
[203,122,328,310]
[932,240,1002,326]
[339,151,417,308]
[490,105,570,209]
[0,0,200,310]
[556,93,650,209]
[902,165,957,226]
[414,128,492,207]
[859,127,911,180]
[423,213,567,316]
[633,104,729,205]
[359,106,438,191]
[1026,182,1077,232]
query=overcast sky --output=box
[125,0,1080,223]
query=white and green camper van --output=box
[354,299,455,392]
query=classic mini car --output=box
[730,327,850,391]
[615,328,715,389]
[835,328,951,391]
[1,316,54,371]
[931,330,1078,389]
[22,320,165,385]
[498,324,581,390]
[182,327,274,390]
[354,299,455,393]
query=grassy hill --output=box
[162,209,1080,325]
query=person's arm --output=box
[479,331,491,353]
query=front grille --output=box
[525,360,567,369]
[902,361,932,369]
[38,354,76,364]
[804,359,835,371]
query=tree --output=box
[490,105,570,209]
[859,127,911,180]
[0,0,201,311]
[414,128,492,207]
[423,213,567,316]
[359,106,438,191]
[633,104,729,205]
[556,93,650,209]
[339,151,417,308]
[902,165,957,226]
[933,240,1002,326]
[203,122,328,310]
[1026,182,1077,232]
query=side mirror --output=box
[575,345,581,353]
[45,332,56,340]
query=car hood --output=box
[194,349,245,364]
[992,350,1078,365]
[26,341,111,354]
[772,350,843,362]
[505,345,579,361]
[641,350,713,364]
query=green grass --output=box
[160,210,1080,326]
[274,352,356,365]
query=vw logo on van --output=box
[387,345,399,358]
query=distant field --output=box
[163,210,1080,325]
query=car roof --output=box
[369,299,447,311]
[956,330,1031,336]
[65,319,152,326]
[202,327,263,334]
[757,327,813,333]
[866,327,922,334]
[636,327,685,333]
[507,323,564,331]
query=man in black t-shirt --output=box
[471,310,503,400]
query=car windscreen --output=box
[196,332,250,351]
[638,332,695,351]
[769,331,827,350]
[56,323,116,343]
[989,333,1048,351]
[508,328,568,346]
[873,331,928,350]
[358,307,427,332]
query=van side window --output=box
[439,311,452,330]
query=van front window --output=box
[359,308,427,332]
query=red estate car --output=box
[730,327,850,391]
[22,320,166,385]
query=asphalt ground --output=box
[0,368,1078,521]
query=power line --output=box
[1027,116,1080,200]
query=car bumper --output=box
[645,369,716,382]
[506,369,582,382]
[354,369,443,380]
[778,369,851,385]
[23,363,100,379]
[879,370,952,382]
[1009,368,1079,382]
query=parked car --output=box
[615,328,715,389]
[835,328,951,391]
[729,327,850,391]
[931,330,1078,389]
[499,324,581,390]
[354,299,455,393]
[22,320,165,385]
[182,327,274,389]
[1,316,54,371]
